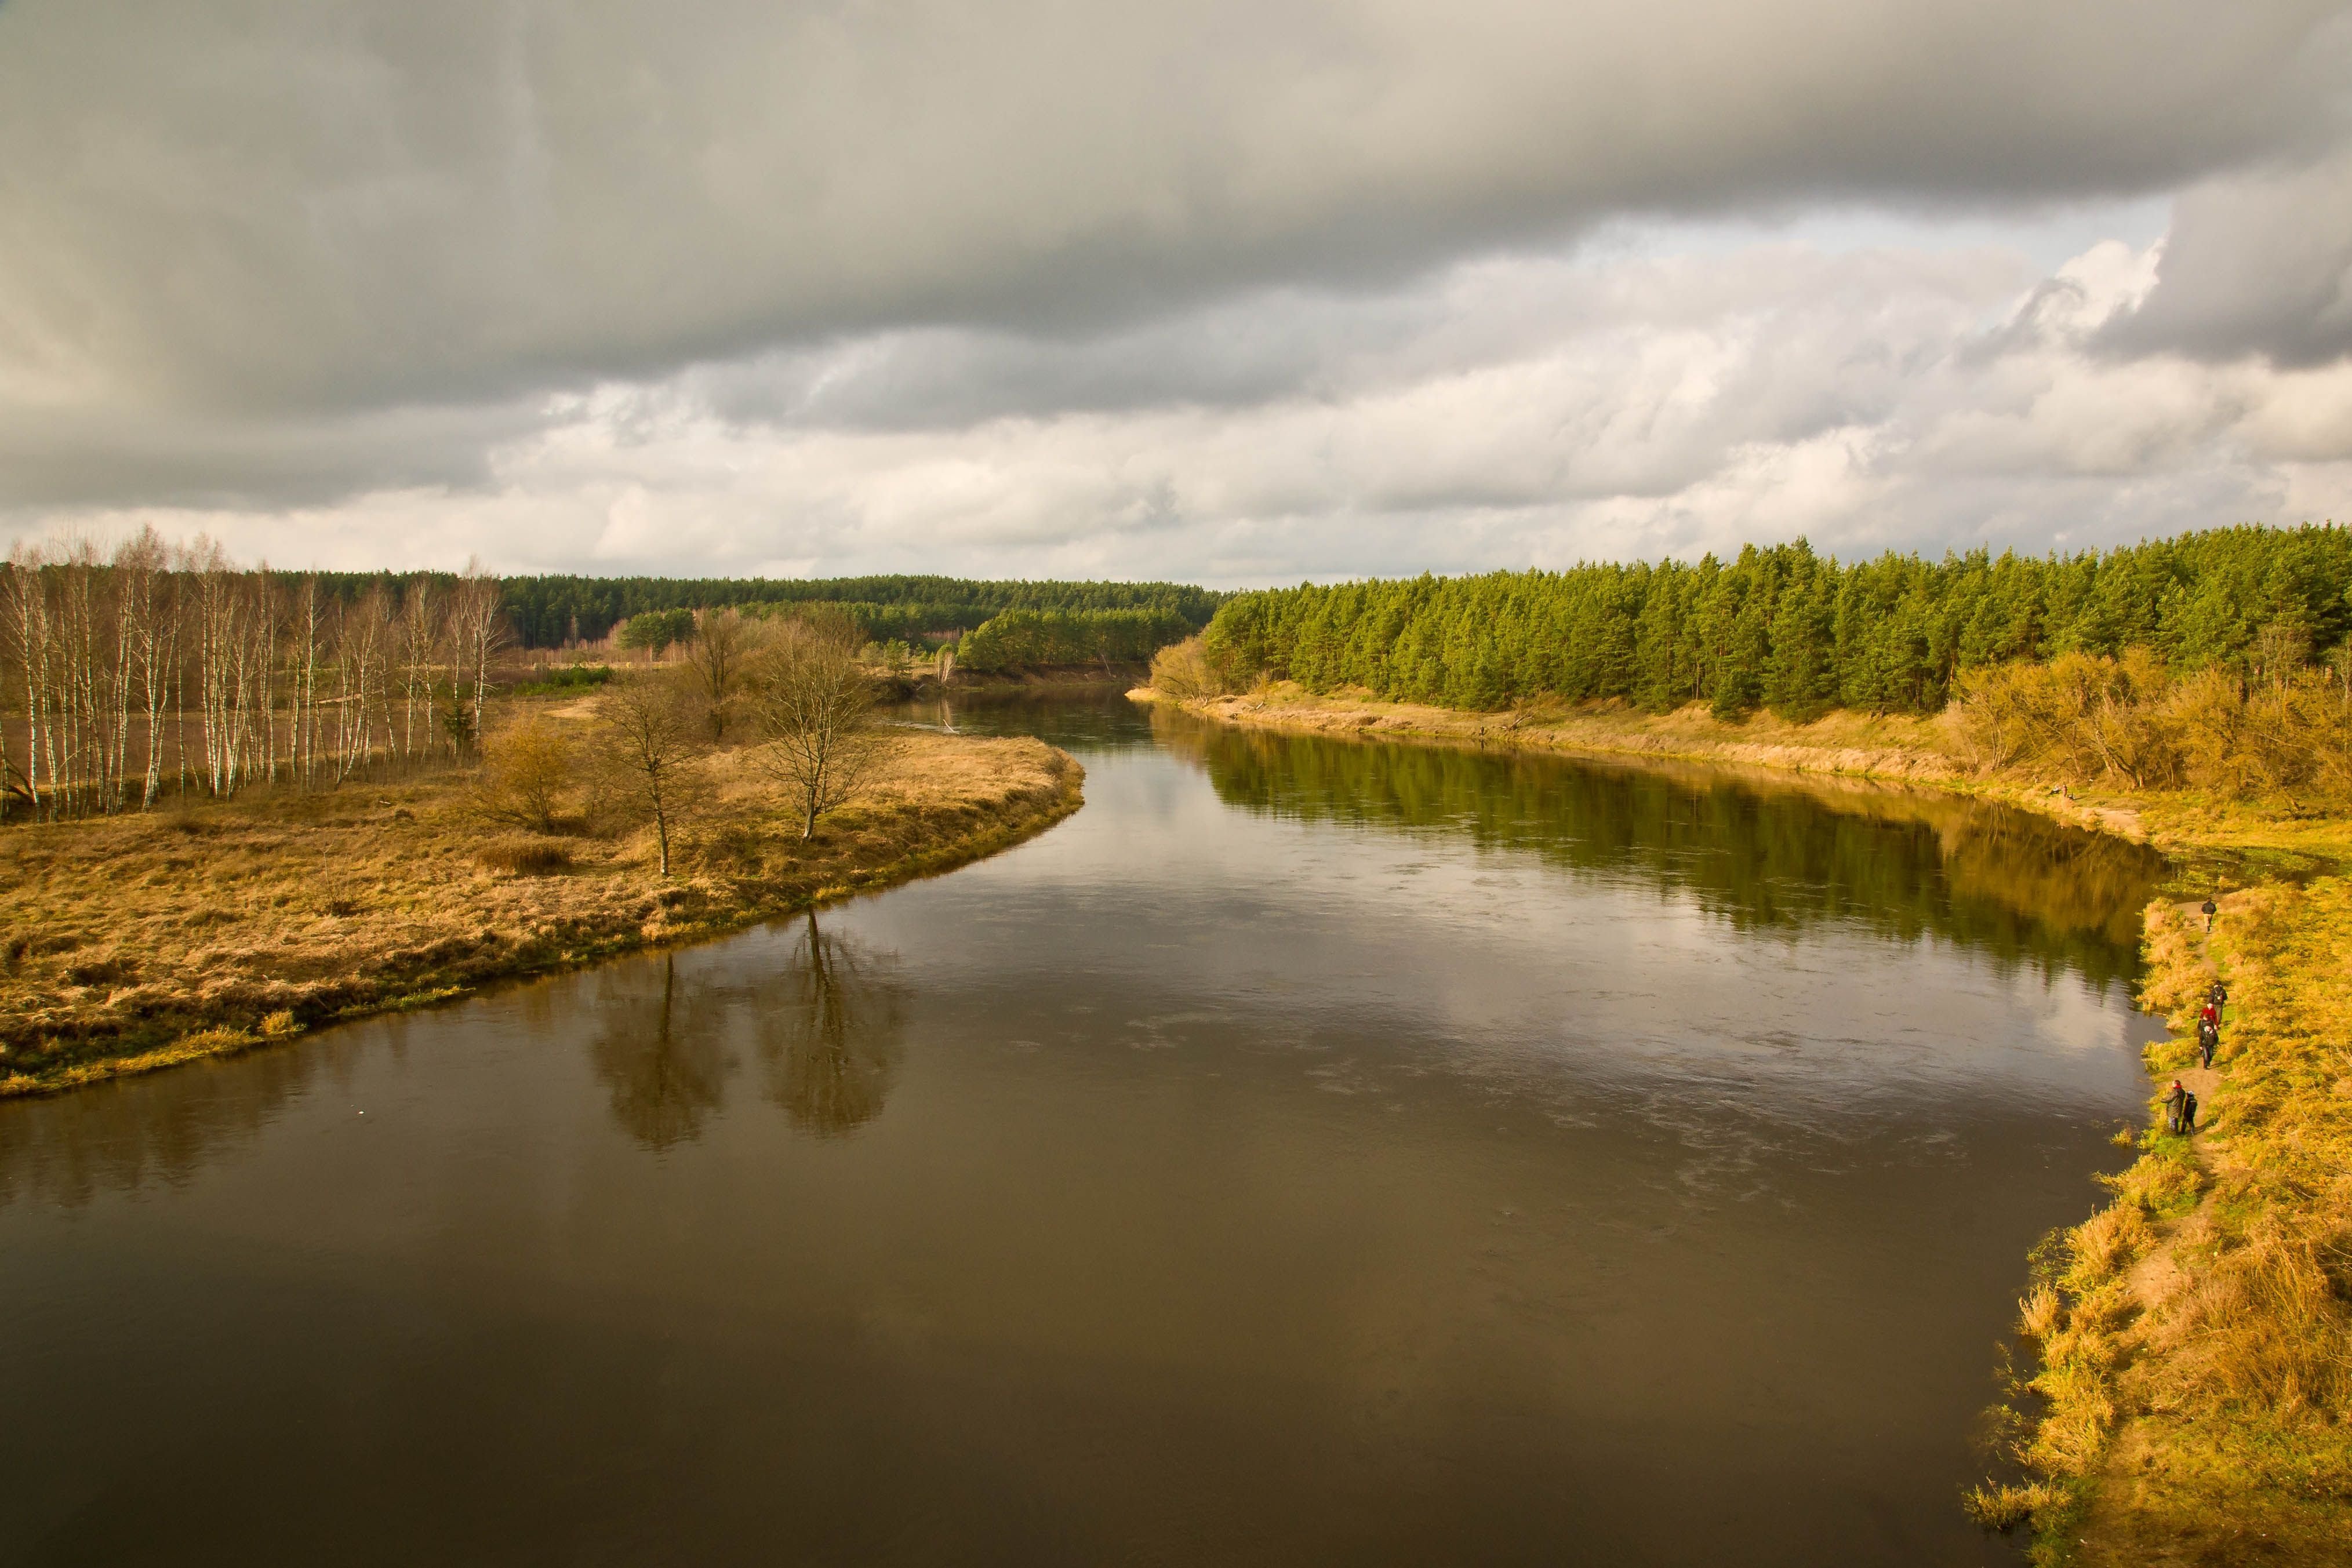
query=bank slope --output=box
[1983,887,2352,1567]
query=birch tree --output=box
[1,544,54,818]
[450,563,509,756]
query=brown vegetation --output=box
[1973,888,2352,1565]
[1953,644,2352,804]
[474,710,575,834]
[1147,635,1233,702]
[0,718,1082,1097]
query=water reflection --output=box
[759,909,904,1137]
[587,915,908,1150]
[0,1035,322,1209]
[899,692,1160,752]
[590,955,735,1151]
[1158,709,2164,987]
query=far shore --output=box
[1133,682,2352,877]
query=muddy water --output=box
[0,697,2165,1566]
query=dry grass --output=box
[474,835,576,875]
[1980,889,2352,1566]
[1160,682,1966,781]
[0,724,1081,1096]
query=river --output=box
[0,696,2165,1566]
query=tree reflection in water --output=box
[589,954,735,1152]
[760,909,904,1138]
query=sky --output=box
[3,0,2350,587]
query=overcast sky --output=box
[3,1,2350,585]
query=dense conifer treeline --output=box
[1198,526,2352,716]
[955,607,1196,672]
[497,573,1223,647]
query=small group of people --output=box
[2168,977,2230,1136]
[2197,978,2226,1069]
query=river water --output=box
[0,697,2165,1567]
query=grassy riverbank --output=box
[1143,682,2352,1564]
[0,730,1081,1097]
[1975,881,2352,1566]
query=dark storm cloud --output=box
[2102,146,2352,366]
[0,400,541,511]
[1,2,2340,416]
[1,0,2349,568]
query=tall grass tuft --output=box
[475,836,575,876]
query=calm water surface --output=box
[0,698,2166,1566]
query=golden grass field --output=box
[1972,885,2352,1567]
[0,722,1081,1097]
[1150,682,2352,1567]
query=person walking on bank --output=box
[2202,896,2219,933]
[2164,1079,2189,1135]
[2183,1089,2199,1134]
[2198,1016,2219,1069]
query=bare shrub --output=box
[1148,635,1226,700]
[475,710,573,834]
[1955,632,2352,803]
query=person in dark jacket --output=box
[2198,1018,2218,1069]
[2202,896,2218,932]
[2164,1079,2189,1134]
[2208,978,2228,1010]
[2182,1090,2199,1133]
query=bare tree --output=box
[747,619,897,841]
[289,574,324,788]
[450,562,509,755]
[592,671,708,876]
[333,587,391,782]
[115,528,170,807]
[1,543,55,818]
[681,607,760,740]
[397,577,440,765]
